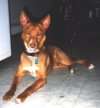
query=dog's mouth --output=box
[26,47,39,53]
[24,42,39,53]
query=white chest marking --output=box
[23,56,39,77]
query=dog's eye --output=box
[37,33,42,40]
[37,33,43,38]
[26,34,30,37]
[25,34,30,41]
[25,34,30,38]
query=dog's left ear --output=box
[19,10,30,28]
[41,15,51,30]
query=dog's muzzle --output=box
[24,42,39,53]
[26,47,39,53]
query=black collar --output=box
[24,50,40,56]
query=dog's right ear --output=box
[41,15,51,31]
[19,10,30,28]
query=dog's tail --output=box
[74,59,95,70]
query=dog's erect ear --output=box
[41,15,51,30]
[19,10,30,27]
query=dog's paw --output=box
[15,93,28,104]
[3,90,14,101]
[88,64,95,70]
[15,98,22,104]
[88,64,95,72]
[70,68,75,75]
[69,67,80,75]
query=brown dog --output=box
[3,10,94,103]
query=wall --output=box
[0,0,11,61]
[9,0,25,34]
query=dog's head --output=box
[19,10,51,53]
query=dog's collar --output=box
[24,47,46,56]
[24,50,40,56]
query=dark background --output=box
[9,0,100,61]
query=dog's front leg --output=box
[16,78,47,103]
[3,65,25,101]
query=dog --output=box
[3,10,95,103]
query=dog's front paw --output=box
[16,93,29,103]
[3,90,14,101]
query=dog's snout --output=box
[29,39,37,48]
[30,43,36,48]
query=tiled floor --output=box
[0,53,100,108]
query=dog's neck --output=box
[24,46,46,57]
[24,50,40,56]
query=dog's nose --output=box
[30,43,36,48]
[29,39,37,48]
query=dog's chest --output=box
[24,56,39,77]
